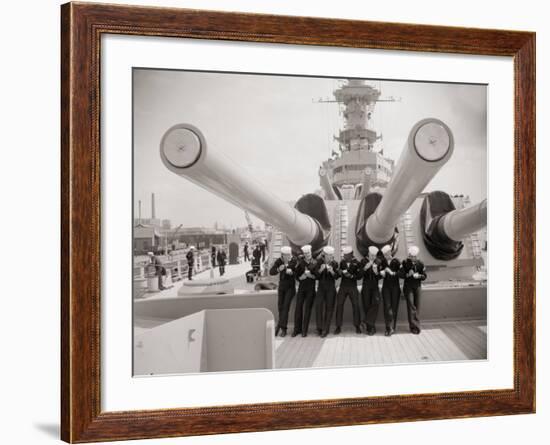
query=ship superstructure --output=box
[318,80,397,200]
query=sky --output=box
[133,69,487,229]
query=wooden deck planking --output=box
[443,324,486,359]
[425,326,469,361]
[303,337,320,368]
[372,333,385,364]
[439,324,480,359]
[273,320,487,369]
[413,327,444,362]
[454,322,487,354]
[414,326,449,361]
[383,334,400,364]
[396,331,424,363]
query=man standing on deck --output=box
[148,251,166,291]
[269,246,297,337]
[314,246,340,338]
[217,248,227,276]
[401,245,427,334]
[380,244,402,336]
[260,240,267,262]
[186,246,195,281]
[252,243,262,265]
[243,241,250,262]
[211,245,217,268]
[335,246,362,334]
[360,246,382,336]
[292,244,317,337]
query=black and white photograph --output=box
[132,69,488,376]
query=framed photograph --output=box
[61,2,535,442]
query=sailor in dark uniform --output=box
[243,241,250,262]
[148,251,166,290]
[313,246,340,338]
[186,246,195,281]
[401,245,427,334]
[269,246,297,337]
[335,246,362,334]
[217,248,227,276]
[211,245,217,268]
[292,244,317,337]
[260,240,267,262]
[360,246,382,336]
[252,244,262,265]
[380,244,402,336]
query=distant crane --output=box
[168,224,183,251]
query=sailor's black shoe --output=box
[291,330,300,337]
[355,326,362,334]
[385,328,394,337]
[316,328,323,336]
[280,328,287,338]
[302,332,308,337]
[334,327,341,335]
[320,331,328,338]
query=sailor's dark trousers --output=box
[335,281,361,329]
[277,283,296,330]
[403,285,422,332]
[315,280,336,334]
[294,281,316,334]
[382,282,401,330]
[361,281,380,330]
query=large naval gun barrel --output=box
[160,124,322,247]
[438,199,487,242]
[365,118,454,244]
[421,192,487,260]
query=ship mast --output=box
[317,79,398,153]
[317,79,399,200]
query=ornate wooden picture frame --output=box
[61,2,535,442]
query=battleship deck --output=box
[273,320,486,369]
[134,262,487,370]
[134,317,487,369]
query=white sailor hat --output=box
[408,245,420,256]
[147,251,154,256]
[342,246,353,255]
[381,245,392,254]
[301,245,312,253]
[368,246,379,255]
[189,246,195,250]
[281,246,292,255]
[323,246,335,255]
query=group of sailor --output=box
[269,244,427,338]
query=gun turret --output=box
[438,199,487,242]
[160,124,326,249]
[364,118,454,245]
[420,191,487,260]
